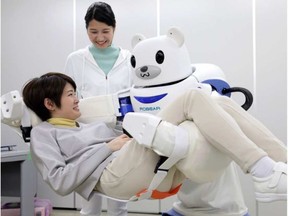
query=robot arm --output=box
[1,88,133,142]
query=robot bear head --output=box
[130,27,192,87]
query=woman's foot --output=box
[253,162,287,202]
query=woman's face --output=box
[51,83,81,120]
[87,19,115,49]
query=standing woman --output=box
[65,1,132,99]
[65,2,132,216]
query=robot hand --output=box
[122,112,189,159]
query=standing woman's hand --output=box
[107,134,131,151]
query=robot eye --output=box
[155,50,164,64]
[130,55,136,68]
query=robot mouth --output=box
[136,65,161,80]
[136,77,187,88]
[134,93,167,104]
[140,72,150,78]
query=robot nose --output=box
[140,66,148,72]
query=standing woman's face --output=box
[87,19,115,49]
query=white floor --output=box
[52,209,160,216]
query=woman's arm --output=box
[30,125,114,196]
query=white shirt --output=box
[64,46,133,98]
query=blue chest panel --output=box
[133,93,168,104]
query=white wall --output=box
[1,0,74,146]
[1,0,287,215]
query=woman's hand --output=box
[107,134,132,151]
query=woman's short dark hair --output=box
[85,1,116,29]
[22,72,77,121]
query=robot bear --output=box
[121,27,253,186]
[126,27,252,115]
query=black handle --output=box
[222,87,253,111]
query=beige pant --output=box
[96,89,287,199]
[95,138,185,200]
[158,89,287,171]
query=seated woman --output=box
[23,72,287,202]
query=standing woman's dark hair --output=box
[22,72,77,121]
[85,2,116,29]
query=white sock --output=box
[249,156,276,178]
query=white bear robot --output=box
[117,27,252,119]
[116,28,253,200]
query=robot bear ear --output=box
[131,34,146,48]
[167,27,184,47]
